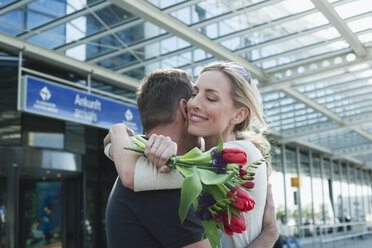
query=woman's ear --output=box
[231,107,249,125]
[179,99,188,120]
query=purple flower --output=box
[212,149,227,174]
[196,209,213,220]
[198,191,216,208]
[196,192,216,221]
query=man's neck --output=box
[146,124,198,155]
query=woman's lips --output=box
[189,113,208,123]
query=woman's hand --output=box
[144,134,177,173]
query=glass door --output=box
[20,180,63,248]
[18,169,81,248]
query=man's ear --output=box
[180,99,188,120]
[231,107,249,125]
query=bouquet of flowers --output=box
[125,134,268,248]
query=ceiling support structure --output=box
[18,1,111,40]
[0,32,140,91]
[311,0,367,57]
[109,0,268,81]
[263,47,372,92]
[0,0,34,16]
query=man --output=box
[277,215,303,248]
[105,68,279,247]
[105,69,209,248]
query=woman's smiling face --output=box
[187,70,238,139]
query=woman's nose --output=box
[189,95,201,110]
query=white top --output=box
[131,140,267,248]
[278,222,291,237]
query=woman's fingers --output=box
[144,134,159,158]
[145,134,177,170]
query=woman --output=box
[145,62,271,247]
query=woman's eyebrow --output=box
[194,86,219,94]
[205,88,219,94]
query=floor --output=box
[302,235,372,248]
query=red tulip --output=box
[213,213,223,222]
[242,181,255,189]
[222,148,247,165]
[227,187,255,212]
[222,211,246,235]
[239,169,247,177]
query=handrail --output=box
[298,221,367,230]
[285,221,369,245]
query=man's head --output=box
[137,68,193,132]
[280,215,287,224]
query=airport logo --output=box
[40,86,51,101]
[125,109,133,121]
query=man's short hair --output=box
[136,68,193,132]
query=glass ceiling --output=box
[0,0,372,166]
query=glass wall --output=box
[270,145,372,242]
[322,159,334,224]
[271,149,285,219]
[332,161,342,224]
[355,169,364,221]
[299,151,313,237]
[284,148,300,231]
[341,163,351,223]
[0,178,6,247]
[363,171,372,224]
[312,156,324,224]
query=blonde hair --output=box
[200,62,271,158]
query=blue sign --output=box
[22,75,143,133]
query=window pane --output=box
[312,156,324,224]
[284,149,300,235]
[323,160,334,224]
[341,164,351,222]
[299,151,313,238]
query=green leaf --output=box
[216,133,223,152]
[179,147,204,160]
[204,185,226,202]
[132,135,147,149]
[201,220,222,248]
[178,147,212,163]
[230,205,242,218]
[227,204,231,224]
[198,169,237,185]
[216,221,225,233]
[124,146,145,154]
[175,166,193,178]
[179,167,203,223]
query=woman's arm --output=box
[104,129,184,191]
[247,184,279,248]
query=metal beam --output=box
[92,3,372,75]
[55,0,203,53]
[0,32,140,91]
[311,0,367,57]
[262,47,372,92]
[263,75,372,108]
[113,46,195,73]
[281,111,372,137]
[281,87,344,124]
[351,127,372,143]
[333,143,372,156]
[286,138,333,155]
[0,0,34,16]
[106,21,332,72]
[109,0,268,81]
[17,1,111,39]
[61,0,362,64]
[85,3,315,65]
